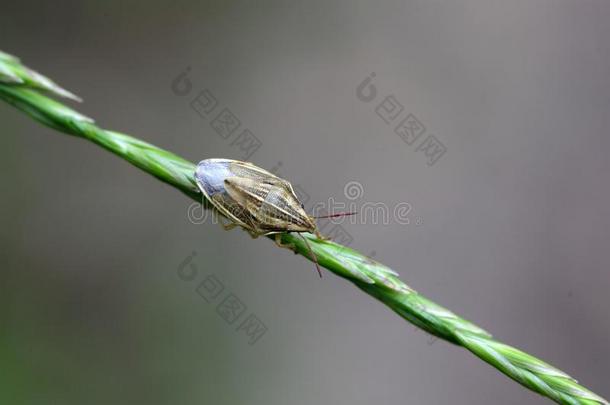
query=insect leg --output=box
[247,230,262,239]
[215,211,238,231]
[221,220,238,231]
[298,233,323,278]
[274,233,296,251]
[223,223,238,231]
[313,229,329,241]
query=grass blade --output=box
[0,51,606,405]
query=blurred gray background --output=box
[1,1,609,404]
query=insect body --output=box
[195,158,321,237]
[195,159,328,275]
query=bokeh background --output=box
[1,1,609,404]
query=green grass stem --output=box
[1,51,606,405]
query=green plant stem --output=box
[0,52,606,405]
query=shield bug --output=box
[194,159,353,276]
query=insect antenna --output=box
[313,212,357,219]
[299,233,322,278]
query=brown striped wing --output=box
[223,176,314,233]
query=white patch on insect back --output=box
[196,159,233,197]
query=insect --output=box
[194,159,352,276]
